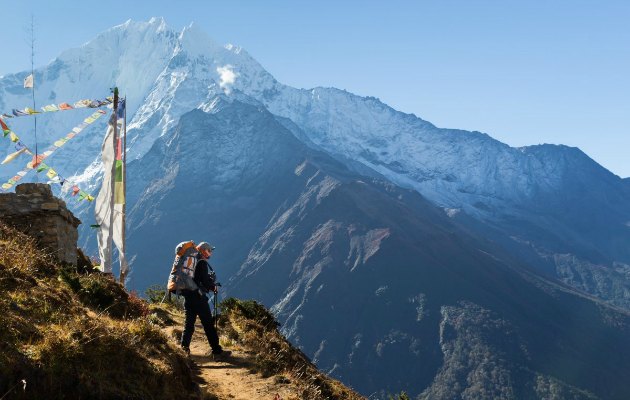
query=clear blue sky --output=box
[2,0,628,177]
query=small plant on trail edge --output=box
[388,391,411,400]
[145,284,184,309]
[220,297,279,330]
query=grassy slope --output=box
[0,222,363,400]
[0,223,199,400]
[217,298,365,400]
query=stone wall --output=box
[0,183,81,265]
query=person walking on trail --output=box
[179,242,230,358]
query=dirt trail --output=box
[166,319,301,400]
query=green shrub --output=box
[145,284,169,303]
[220,298,279,330]
[61,273,150,319]
[144,284,184,309]
[58,265,81,292]
[388,391,411,400]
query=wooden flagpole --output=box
[106,88,118,276]
[119,96,127,285]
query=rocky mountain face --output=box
[244,86,630,311]
[1,18,630,398]
[123,99,630,399]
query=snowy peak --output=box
[1,18,628,265]
[176,21,222,56]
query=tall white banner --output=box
[95,115,116,273]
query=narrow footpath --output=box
[165,316,302,400]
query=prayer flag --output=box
[1,148,27,164]
[96,116,116,274]
[46,168,57,179]
[117,98,126,119]
[0,118,9,134]
[31,154,44,168]
[54,138,68,147]
[96,107,127,276]
[74,99,91,108]
[114,159,124,204]
[23,74,33,88]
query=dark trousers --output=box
[180,291,221,353]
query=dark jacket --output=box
[193,257,216,294]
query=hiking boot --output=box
[211,349,232,360]
[181,345,190,356]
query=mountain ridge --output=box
[122,99,630,398]
[2,18,630,399]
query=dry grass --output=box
[0,223,203,400]
[219,298,365,400]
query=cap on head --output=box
[197,242,216,252]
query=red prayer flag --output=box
[31,154,44,168]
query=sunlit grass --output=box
[0,223,201,399]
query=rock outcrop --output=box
[0,183,80,265]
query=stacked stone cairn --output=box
[0,183,81,265]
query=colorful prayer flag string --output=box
[0,110,107,199]
[1,96,112,120]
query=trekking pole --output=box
[214,290,218,331]
[213,282,221,331]
[159,289,170,304]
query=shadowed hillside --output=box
[0,223,200,399]
[0,221,362,399]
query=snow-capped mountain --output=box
[2,18,630,398]
[2,17,626,309]
[125,99,630,399]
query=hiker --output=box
[179,242,230,358]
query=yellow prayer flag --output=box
[9,132,19,142]
[46,168,57,179]
[42,104,59,112]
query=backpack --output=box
[167,240,200,293]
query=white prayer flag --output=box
[1,147,27,164]
[95,113,127,275]
[23,74,33,88]
[95,115,116,274]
